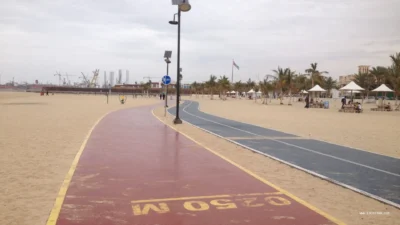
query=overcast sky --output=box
[0,0,399,85]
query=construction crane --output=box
[54,71,77,86]
[54,71,62,86]
[80,72,90,87]
[64,73,76,86]
[90,69,100,88]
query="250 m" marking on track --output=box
[131,192,290,216]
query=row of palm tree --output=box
[190,63,331,105]
[190,52,400,105]
[353,53,400,104]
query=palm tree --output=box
[369,66,388,86]
[141,80,152,97]
[253,83,260,103]
[199,82,206,97]
[272,67,288,104]
[217,75,230,100]
[305,63,328,88]
[388,52,400,105]
[293,73,309,92]
[324,77,337,98]
[390,52,400,69]
[191,81,199,97]
[285,69,296,105]
[234,81,243,99]
[259,79,274,104]
[206,75,217,99]
[245,78,255,99]
[246,78,255,91]
[354,72,374,99]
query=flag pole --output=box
[231,59,234,83]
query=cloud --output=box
[0,0,399,85]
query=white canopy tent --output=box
[300,90,308,94]
[230,90,236,94]
[372,84,394,92]
[339,81,364,101]
[340,81,365,91]
[246,89,255,100]
[372,84,394,107]
[308,85,326,92]
[308,85,326,99]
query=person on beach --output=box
[305,95,310,108]
[341,96,346,109]
[355,102,362,113]
[160,93,162,100]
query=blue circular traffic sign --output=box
[162,75,171,85]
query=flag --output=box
[233,60,239,70]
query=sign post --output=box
[162,75,171,117]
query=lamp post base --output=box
[173,117,182,124]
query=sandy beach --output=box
[1,92,399,225]
[0,92,159,225]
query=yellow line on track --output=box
[46,111,113,225]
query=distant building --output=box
[110,72,115,87]
[126,70,129,84]
[118,69,122,84]
[358,65,370,74]
[338,65,370,87]
[103,71,107,88]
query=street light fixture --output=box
[170,0,191,124]
[169,13,178,25]
[179,3,191,12]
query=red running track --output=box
[48,105,341,225]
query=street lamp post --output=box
[165,59,170,108]
[170,0,191,125]
[164,51,172,116]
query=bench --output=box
[371,105,393,111]
[310,103,324,108]
[339,105,362,113]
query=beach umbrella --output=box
[372,84,393,92]
[339,81,364,101]
[308,85,326,99]
[372,84,394,107]
[247,89,255,99]
[308,85,326,92]
[300,90,308,94]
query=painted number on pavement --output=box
[131,192,290,216]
